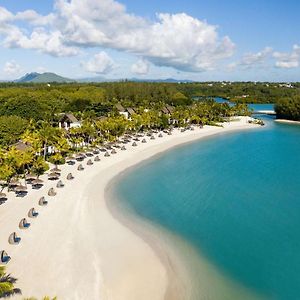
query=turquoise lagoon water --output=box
[113,118,300,299]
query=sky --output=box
[0,0,299,81]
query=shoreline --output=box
[0,117,260,299]
[275,119,300,125]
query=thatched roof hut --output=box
[19,218,30,229]
[39,196,48,206]
[48,187,57,196]
[0,250,11,264]
[67,173,74,180]
[8,232,21,245]
[28,207,38,218]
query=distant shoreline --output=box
[275,119,300,125]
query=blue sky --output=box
[0,0,299,81]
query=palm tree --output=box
[0,266,21,298]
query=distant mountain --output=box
[16,72,74,83]
[14,72,193,84]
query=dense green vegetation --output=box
[275,96,300,121]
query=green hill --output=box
[17,72,75,83]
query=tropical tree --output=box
[0,266,21,298]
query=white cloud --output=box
[273,45,300,69]
[131,59,150,75]
[238,47,273,68]
[83,51,116,74]
[0,0,235,72]
[3,60,22,76]
[15,10,55,26]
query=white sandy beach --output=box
[0,117,259,300]
[275,119,300,125]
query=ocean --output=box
[113,112,300,299]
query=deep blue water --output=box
[114,118,300,299]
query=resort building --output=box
[116,104,136,120]
[58,113,81,130]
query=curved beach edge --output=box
[0,117,259,299]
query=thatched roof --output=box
[19,218,30,229]
[39,197,48,206]
[77,164,84,171]
[32,178,43,185]
[127,107,136,115]
[28,208,38,218]
[56,180,64,188]
[1,250,11,264]
[67,173,74,180]
[59,113,78,123]
[13,140,31,152]
[116,103,125,112]
[94,156,100,162]
[48,187,57,196]
[8,232,20,245]
[15,185,27,192]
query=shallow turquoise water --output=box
[114,119,300,300]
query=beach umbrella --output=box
[150,135,155,140]
[32,178,44,185]
[77,164,84,171]
[142,139,147,143]
[25,174,36,181]
[85,152,94,157]
[19,218,30,229]
[132,142,137,147]
[158,133,163,138]
[104,152,110,157]
[121,146,126,151]
[39,196,48,206]
[15,185,27,193]
[48,187,57,196]
[111,149,117,154]
[48,172,59,180]
[94,156,100,162]
[50,167,61,173]
[0,192,7,199]
[87,159,93,166]
[28,207,39,218]
[9,178,19,187]
[0,250,11,264]
[8,232,21,245]
[56,180,64,188]
[67,173,74,180]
